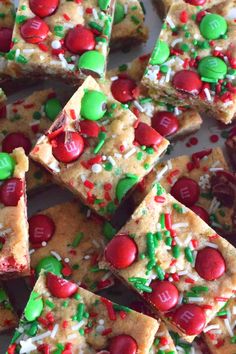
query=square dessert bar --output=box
[0,147,29,279]
[8,272,159,353]
[7,0,115,81]
[0,89,65,192]
[142,1,236,124]
[133,147,236,237]
[107,55,203,140]
[29,201,114,292]
[103,183,236,341]
[203,295,236,353]
[30,76,169,219]
[111,0,148,50]
[0,284,18,332]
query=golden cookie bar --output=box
[0,148,29,278]
[132,148,236,237]
[8,271,159,353]
[103,184,236,341]
[7,0,116,81]
[107,55,202,140]
[0,284,18,333]
[142,2,236,124]
[29,201,114,292]
[0,89,65,192]
[204,296,236,353]
[30,76,169,219]
[111,0,148,50]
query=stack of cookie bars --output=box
[0,0,236,353]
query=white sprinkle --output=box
[174,107,180,116]
[72,320,85,331]
[124,148,136,159]
[114,153,122,159]
[92,8,98,20]
[19,340,37,353]
[80,175,86,182]
[92,239,100,248]
[133,100,144,113]
[68,333,78,340]
[166,16,176,29]
[108,156,116,166]
[51,40,61,49]
[29,249,35,255]
[232,306,236,315]
[98,319,105,325]
[96,325,105,333]
[174,236,183,246]
[92,163,102,173]
[204,242,218,249]
[178,270,188,276]
[172,222,189,229]
[171,38,183,47]
[15,48,20,59]
[64,258,70,263]
[215,46,223,51]
[51,324,59,338]
[224,318,234,337]
[184,234,192,246]
[159,346,170,351]
[42,241,47,247]
[31,330,52,342]
[0,228,12,237]
[22,48,35,55]
[155,165,169,182]
[84,255,90,260]
[50,251,61,261]
[177,293,183,305]
[186,272,198,281]
[204,88,212,102]
[165,68,171,83]
[167,160,172,170]
[209,167,224,172]
[110,76,118,81]
[101,271,112,281]
[188,297,204,303]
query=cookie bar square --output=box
[0,89,65,192]
[111,0,148,50]
[8,272,159,353]
[7,0,115,81]
[0,148,29,278]
[30,76,169,219]
[204,296,236,353]
[132,147,236,237]
[107,54,202,140]
[0,284,18,333]
[103,183,236,341]
[29,201,114,292]
[142,1,236,124]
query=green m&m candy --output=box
[198,56,227,81]
[150,40,170,65]
[98,0,110,11]
[200,14,227,40]
[0,152,15,180]
[114,2,125,24]
[36,256,62,276]
[24,291,43,322]
[116,176,138,202]
[78,50,105,78]
[44,98,62,122]
[81,90,107,121]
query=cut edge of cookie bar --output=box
[29,200,115,292]
[107,55,203,140]
[102,184,236,342]
[9,271,159,353]
[110,0,149,50]
[30,75,169,219]
[7,0,116,82]
[0,283,18,333]
[142,2,236,125]
[0,147,29,279]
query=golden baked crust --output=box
[30,201,114,292]
[0,148,29,279]
[10,272,159,353]
[103,184,236,341]
[30,76,169,219]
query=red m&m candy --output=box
[172,304,206,335]
[79,120,100,138]
[171,177,200,207]
[29,0,59,18]
[190,205,209,224]
[152,111,179,137]
[173,70,202,95]
[195,247,225,280]
[105,235,138,269]
[2,132,32,155]
[111,78,137,103]
[29,214,55,244]
[0,178,23,206]
[146,280,179,312]
[135,122,163,147]
[109,335,137,354]
[65,25,95,54]
[185,0,206,4]
[0,28,12,53]
[46,273,78,298]
[21,17,49,44]
[51,131,84,163]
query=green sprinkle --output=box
[129,277,147,284]
[136,151,143,160]
[154,265,165,280]
[113,304,131,313]
[184,247,194,263]
[146,232,156,261]
[160,213,165,229]
[134,283,152,293]
[230,335,236,343]
[72,232,84,248]
[15,15,27,24]
[131,15,140,25]
[76,303,85,322]
[172,245,181,258]
[191,285,209,294]
[45,299,55,309]
[156,183,165,196]
[89,21,103,32]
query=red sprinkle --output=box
[210,134,219,143]
[101,298,116,321]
